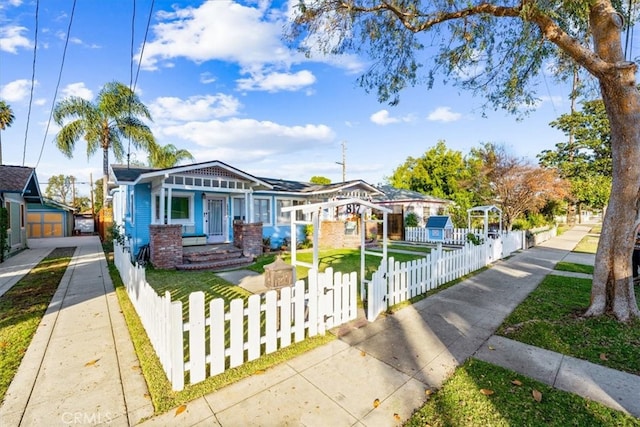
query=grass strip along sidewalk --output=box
[0,247,75,402]
[405,228,640,426]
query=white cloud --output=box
[61,82,93,100]
[0,79,35,102]
[236,70,316,92]
[149,94,241,122]
[137,1,359,93]
[199,72,216,84]
[0,25,31,53]
[159,118,334,163]
[427,106,462,123]
[370,109,415,125]
[139,1,289,71]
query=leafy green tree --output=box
[288,1,640,320]
[53,81,158,203]
[45,175,73,205]
[73,196,91,212]
[93,179,104,213]
[389,140,474,225]
[538,99,612,216]
[310,176,331,185]
[0,100,15,165]
[148,144,194,168]
[466,142,569,230]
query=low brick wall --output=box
[149,224,182,269]
[233,221,262,257]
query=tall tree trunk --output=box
[585,3,640,321]
[103,147,109,206]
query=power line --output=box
[127,0,155,168]
[127,0,137,167]
[21,0,39,166]
[36,0,77,169]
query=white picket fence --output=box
[405,227,482,245]
[366,234,524,320]
[113,242,357,391]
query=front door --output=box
[204,197,226,243]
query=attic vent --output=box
[184,166,237,178]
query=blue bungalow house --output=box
[110,161,382,265]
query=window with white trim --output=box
[253,198,271,224]
[153,192,194,224]
[233,197,246,221]
[276,199,305,224]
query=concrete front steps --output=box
[176,244,254,271]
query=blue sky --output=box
[1,0,573,198]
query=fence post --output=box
[169,300,184,391]
[189,291,206,384]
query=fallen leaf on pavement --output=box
[393,413,401,421]
[175,405,187,416]
[84,359,100,367]
[373,398,380,408]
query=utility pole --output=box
[90,173,95,214]
[335,141,346,182]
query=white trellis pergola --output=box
[467,205,502,240]
[282,198,392,288]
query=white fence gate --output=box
[114,242,357,391]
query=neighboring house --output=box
[26,197,76,238]
[373,185,452,227]
[110,161,383,257]
[0,165,43,257]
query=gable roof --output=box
[425,215,453,229]
[0,165,42,203]
[110,161,272,188]
[110,160,383,197]
[374,185,451,203]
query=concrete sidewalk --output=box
[0,236,153,427]
[139,224,639,425]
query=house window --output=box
[233,198,246,221]
[20,204,25,228]
[276,199,305,224]
[153,192,193,224]
[253,198,271,224]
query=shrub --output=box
[405,212,419,227]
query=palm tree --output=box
[53,81,158,203]
[0,100,15,165]
[149,144,194,168]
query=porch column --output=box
[167,187,172,224]
[247,190,254,223]
[244,192,250,222]
[160,187,166,224]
